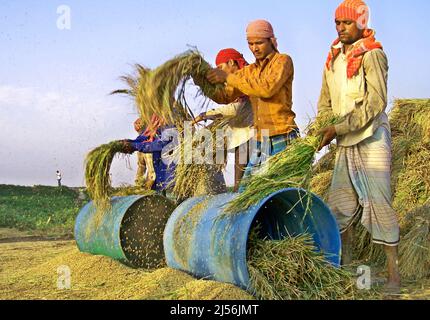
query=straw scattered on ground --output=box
[247,232,356,300]
[0,241,253,300]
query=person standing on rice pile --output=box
[317,0,401,293]
[193,48,254,192]
[205,20,299,189]
[123,115,176,194]
[133,117,156,190]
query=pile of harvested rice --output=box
[309,170,333,201]
[391,100,430,222]
[399,205,430,280]
[1,243,253,300]
[247,231,356,300]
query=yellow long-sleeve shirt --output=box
[210,52,298,141]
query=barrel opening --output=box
[248,190,309,242]
[246,189,341,267]
[120,195,176,269]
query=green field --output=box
[0,185,88,237]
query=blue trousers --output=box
[238,130,299,192]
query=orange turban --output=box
[335,0,370,29]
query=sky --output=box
[0,0,429,187]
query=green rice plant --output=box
[84,140,133,216]
[224,114,337,214]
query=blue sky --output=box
[0,0,429,187]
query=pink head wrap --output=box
[246,19,278,50]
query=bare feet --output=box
[383,281,401,295]
[384,245,401,295]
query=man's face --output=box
[247,37,274,61]
[335,18,364,45]
[217,60,238,75]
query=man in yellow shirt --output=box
[206,20,299,184]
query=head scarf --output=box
[215,48,248,69]
[134,114,165,142]
[326,1,382,78]
[335,0,370,30]
[246,19,278,51]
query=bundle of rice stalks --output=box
[309,170,333,201]
[390,99,430,210]
[84,140,133,221]
[399,205,430,280]
[111,63,150,98]
[224,114,337,214]
[112,50,223,133]
[172,120,229,200]
[247,232,356,300]
[135,49,222,126]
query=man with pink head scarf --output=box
[205,20,299,188]
[317,0,401,293]
[245,19,278,53]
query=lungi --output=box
[328,126,400,246]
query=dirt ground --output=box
[0,228,428,300]
[0,228,253,300]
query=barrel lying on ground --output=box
[75,194,176,268]
[163,188,341,290]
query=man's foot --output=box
[341,252,353,266]
[384,245,401,295]
[383,281,401,295]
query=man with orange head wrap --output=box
[317,0,401,293]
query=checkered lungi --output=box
[328,126,400,246]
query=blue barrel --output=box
[75,194,176,268]
[163,188,341,290]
